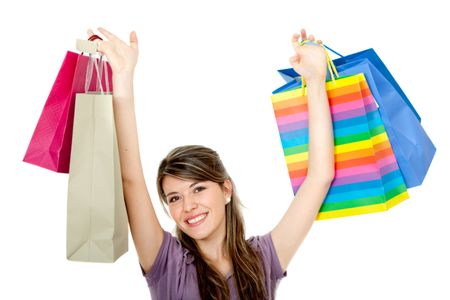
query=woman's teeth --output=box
[187,214,206,224]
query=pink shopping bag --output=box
[23,51,112,173]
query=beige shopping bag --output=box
[67,91,128,262]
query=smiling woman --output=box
[90,27,334,300]
[162,176,227,239]
[162,177,229,241]
[154,145,270,299]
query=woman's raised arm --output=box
[93,28,163,273]
[271,29,335,272]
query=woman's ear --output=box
[223,179,233,198]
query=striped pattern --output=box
[271,73,409,220]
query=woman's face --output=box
[162,176,232,241]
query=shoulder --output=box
[142,231,200,299]
[142,230,195,285]
[247,232,274,253]
[247,232,287,280]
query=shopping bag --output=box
[271,63,409,219]
[275,48,435,188]
[331,47,421,121]
[67,53,128,262]
[23,50,113,173]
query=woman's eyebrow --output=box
[165,181,201,197]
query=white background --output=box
[1,0,449,299]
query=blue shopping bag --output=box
[274,47,436,188]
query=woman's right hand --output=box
[87,27,139,77]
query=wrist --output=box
[113,71,134,82]
[306,79,326,90]
[112,74,134,100]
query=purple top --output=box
[141,230,287,299]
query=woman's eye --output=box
[168,196,180,203]
[194,186,205,193]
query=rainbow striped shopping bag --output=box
[271,66,409,220]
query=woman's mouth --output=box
[185,213,208,227]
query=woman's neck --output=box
[196,218,228,263]
[197,231,232,277]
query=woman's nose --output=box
[183,195,198,212]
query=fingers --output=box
[97,27,121,43]
[291,33,300,44]
[291,33,301,52]
[298,28,323,45]
[130,31,138,49]
[87,27,137,50]
[300,29,307,41]
[299,29,317,43]
[87,28,95,37]
[292,28,319,53]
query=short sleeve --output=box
[141,230,185,286]
[140,231,199,299]
[248,232,287,281]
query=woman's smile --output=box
[185,212,209,227]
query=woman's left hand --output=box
[289,29,327,84]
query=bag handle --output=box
[82,35,110,94]
[323,45,344,58]
[297,40,340,96]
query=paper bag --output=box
[272,72,409,220]
[67,57,128,262]
[275,47,435,188]
[23,51,113,173]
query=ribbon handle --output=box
[84,54,110,94]
[80,34,110,94]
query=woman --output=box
[90,27,334,299]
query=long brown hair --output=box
[157,145,267,300]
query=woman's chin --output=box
[182,226,211,240]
